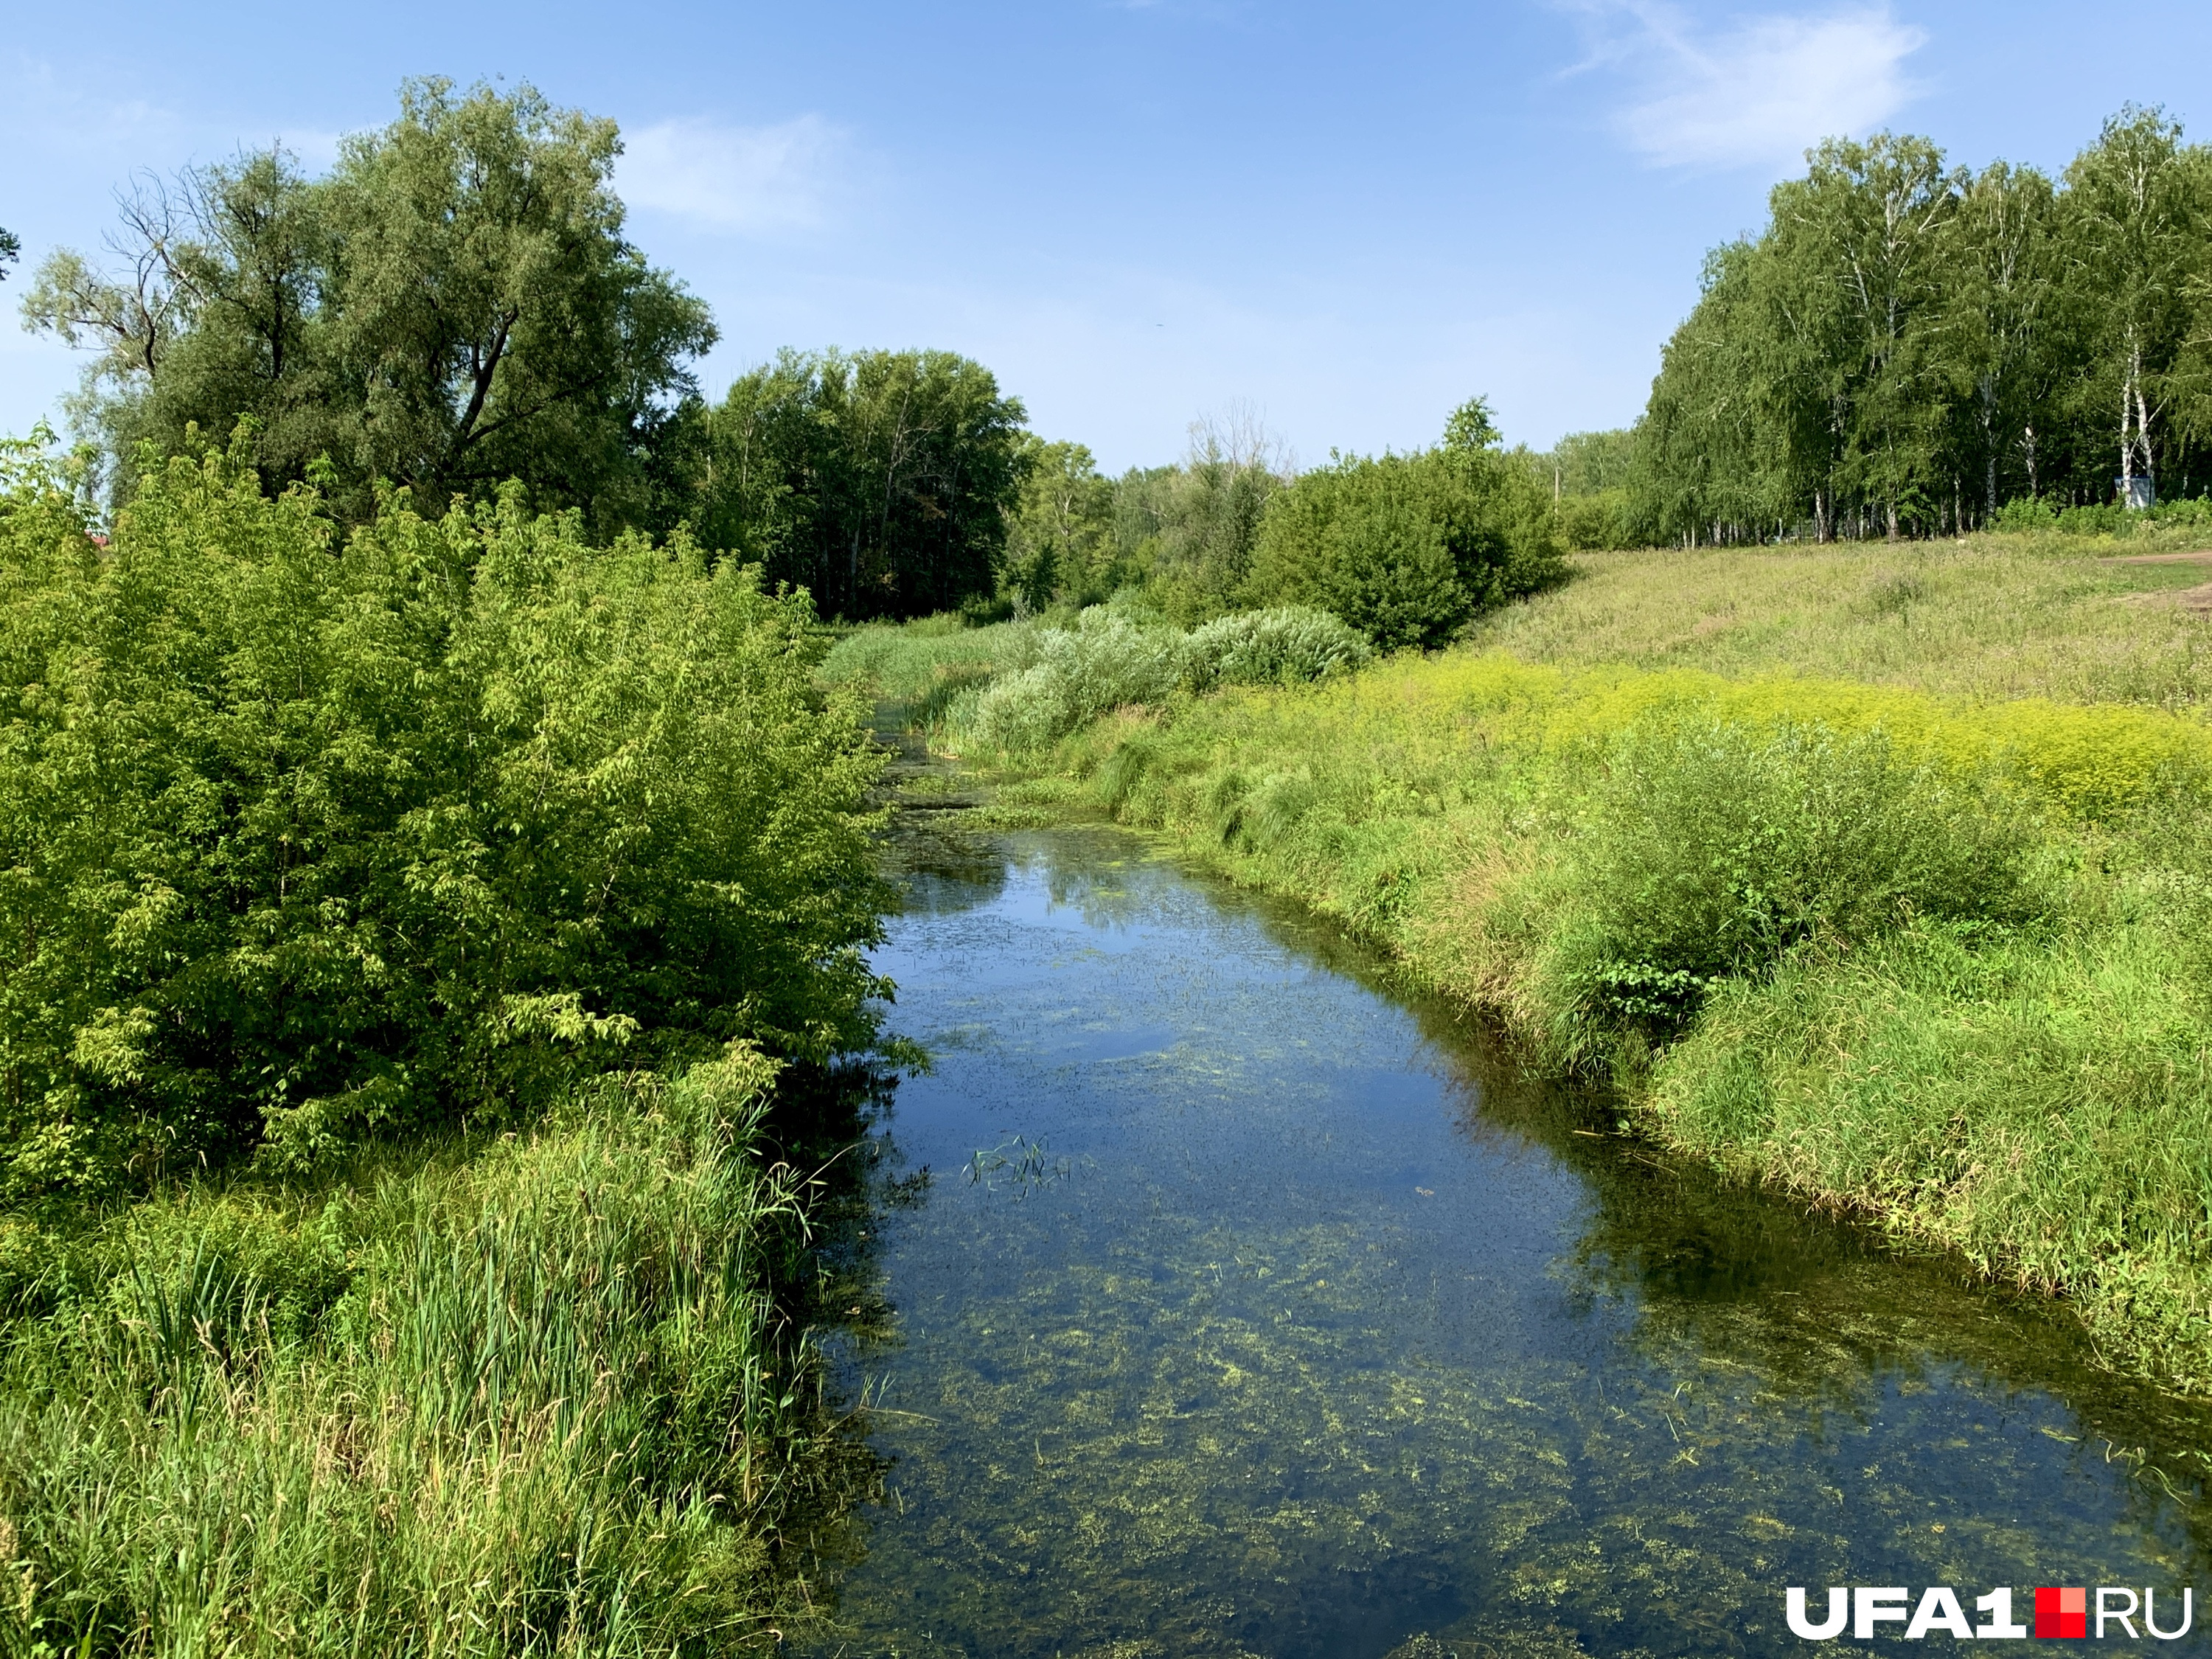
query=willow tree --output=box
[21,80,714,530]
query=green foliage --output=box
[1540,720,2035,1048]
[819,613,1043,734]
[1180,605,1372,692]
[1553,488,1638,551]
[1249,411,1565,650]
[1631,107,2212,543]
[0,226,18,280]
[0,434,886,1199]
[1107,413,1290,622]
[0,1046,853,1654]
[1992,494,2059,532]
[1543,428,1638,496]
[1001,437,1118,610]
[969,610,1187,752]
[19,80,714,531]
[832,604,1370,754]
[691,348,1029,622]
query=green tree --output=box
[1002,437,1116,609]
[1776,134,1964,538]
[1107,412,1290,622]
[1248,399,1564,649]
[21,80,714,530]
[2063,106,2208,501]
[1628,108,2212,533]
[1632,240,1796,545]
[1943,160,2062,513]
[694,348,1029,621]
[0,227,18,279]
[328,79,714,522]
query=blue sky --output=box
[4,1,2211,470]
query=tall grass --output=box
[1470,535,2212,710]
[823,604,1370,752]
[0,1046,852,1655]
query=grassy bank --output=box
[0,1046,861,1654]
[844,534,2212,1393]
[1467,532,2212,707]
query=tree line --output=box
[20,78,1564,638]
[36,80,2198,643]
[1627,105,2212,545]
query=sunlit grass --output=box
[1470,534,2212,709]
[0,1048,858,1655]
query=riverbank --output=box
[832,535,2212,1394]
[0,1048,871,1652]
[811,818,2212,1657]
[0,453,895,1653]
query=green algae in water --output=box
[804,827,2212,1658]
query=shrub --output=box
[1540,718,2038,1054]
[2149,495,2212,527]
[1555,487,1640,552]
[818,615,1042,719]
[0,439,888,1198]
[1180,605,1372,692]
[2056,502,2128,537]
[1248,429,1564,650]
[967,609,1186,752]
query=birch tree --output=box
[1944,161,2061,516]
[2059,107,2203,502]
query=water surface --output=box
[807,823,2212,1657]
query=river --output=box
[799,817,2212,1656]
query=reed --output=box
[0,1046,852,1656]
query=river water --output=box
[803,820,2212,1657]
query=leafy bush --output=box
[0,438,888,1198]
[1540,719,2038,1050]
[1248,410,1565,650]
[944,605,1373,753]
[2149,495,2212,526]
[1991,495,2057,532]
[968,610,1186,752]
[1554,487,1641,551]
[2056,502,2128,537]
[1180,605,1371,692]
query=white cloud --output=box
[1568,3,1927,169]
[617,115,844,233]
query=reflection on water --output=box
[806,825,2212,1658]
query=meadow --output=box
[832,529,2212,1393]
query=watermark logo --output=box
[1784,1585,2194,1641]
